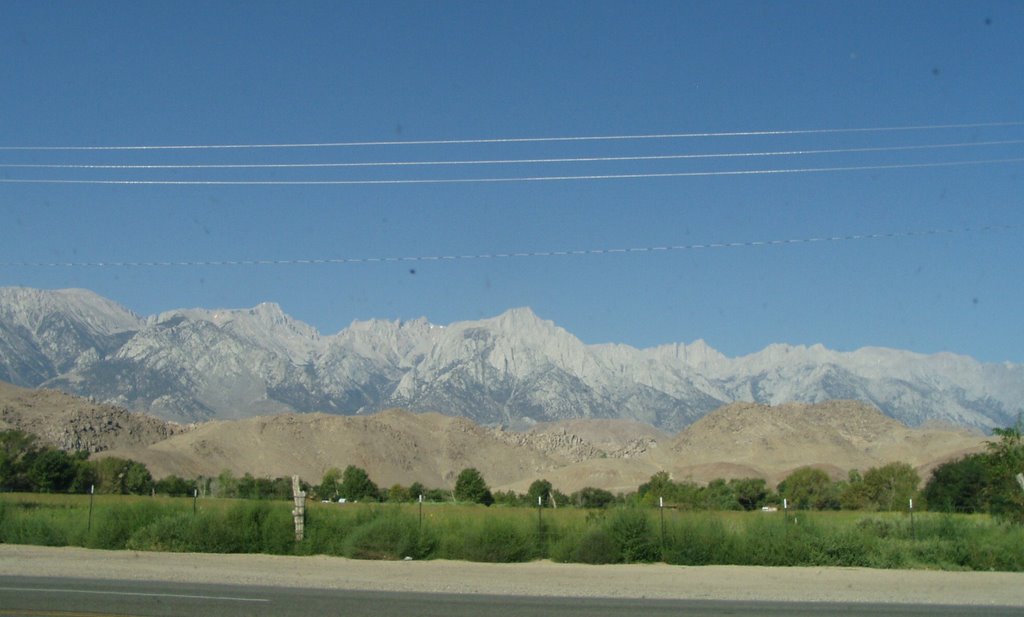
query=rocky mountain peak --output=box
[0,286,141,335]
[0,287,1021,432]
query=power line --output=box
[1,139,1021,170]
[2,224,1017,269]
[2,157,1022,185]
[1,121,1022,151]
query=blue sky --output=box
[2,1,1023,362]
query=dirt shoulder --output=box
[1,545,1022,606]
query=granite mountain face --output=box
[1,287,1020,431]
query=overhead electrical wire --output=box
[0,120,1022,151]
[1,139,1021,170]
[1,157,1022,185]
[1,119,1019,185]
[1,224,1018,270]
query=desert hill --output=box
[93,400,988,494]
[668,401,987,486]
[3,378,987,493]
[0,380,185,453]
[97,409,574,490]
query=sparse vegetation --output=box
[3,492,1024,571]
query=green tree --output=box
[728,478,769,511]
[269,476,294,500]
[154,474,197,497]
[408,481,426,501]
[340,465,379,501]
[839,469,873,510]
[319,467,343,501]
[122,460,154,495]
[923,453,991,513]
[236,473,258,499]
[0,429,39,491]
[527,479,553,507]
[216,469,238,498]
[454,467,493,505]
[637,471,674,500]
[700,478,741,510]
[424,487,449,502]
[93,457,127,494]
[28,448,77,493]
[69,453,98,493]
[778,467,839,510]
[862,462,920,511]
[387,484,409,502]
[491,489,521,506]
[572,486,616,508]
[985,419,1024,522]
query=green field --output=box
[2,492,1023,571]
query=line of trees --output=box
[633,462,922,513]
[4,419,1022,521]
[1,430,154,495]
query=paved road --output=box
[2,576,1022,617]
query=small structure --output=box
[291,475,306,542]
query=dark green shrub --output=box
[343,509,434,560]
[662,517,734,565]
[570,527,621,564]
[0,513,70,546]
[807,526,875,566]
[87,502,166,549]
[855,517,899,539]
[224,500,294,554]
[454,518,534,562]
[736,516,818,566]
[174,501,294,554]
[961,524,1024,571]
[607,508,659,563]
[298,506,363,556]
[126,512,196,552]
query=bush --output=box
[662,516,734,565]
[807,526,876,566]
[343,509,435,560]
[570,527,622,564]
[106,500,297,555]
[87,501,167,550]
[607,508,659,563]
[0,510,72,546]
[125,512,197,552]
[736,516,813,566]
[446,518,536,562]
[298,505,363,556]
[222,500,294,554]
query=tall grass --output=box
[2,493,1023,571]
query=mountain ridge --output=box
[0,286,1021,432]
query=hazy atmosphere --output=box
[2,2,1023,362]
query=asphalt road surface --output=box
[3,545,1023,613]
[2,576,1023,617]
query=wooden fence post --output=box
[292,475,306,542]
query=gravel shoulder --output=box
[1,544,1022,606]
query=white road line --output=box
[0,586,269,603]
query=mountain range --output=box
[1,286,1021,432]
